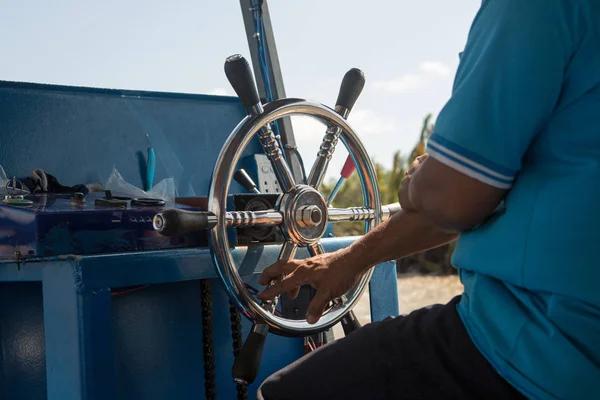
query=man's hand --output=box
[398,154,428,212]
[257,249,364,324]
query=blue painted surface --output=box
[0,80,400,400]
[0,240,353,285]
[0,259,44,281]
[0,282,47,400]
[369,261,400,321]
[111,281,206,400]
[0,238,394,400]
[42,262,115,400]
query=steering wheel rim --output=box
[207,98,382,337]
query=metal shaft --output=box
[326,176,345,206]
[154,204,400,236]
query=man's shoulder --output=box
[478,0,587,24]
[471,0,588,52]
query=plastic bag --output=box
[0,165,7,186]
[104,166,175,203]
[0,165,8,194]
[0,165,31,195]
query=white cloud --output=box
[289,116,328,141]
[289,109,395,143]
[419,61,451,77]
[374,61,452,94]
[348,109,395,136]
[208,87,229,96]
[374,74,424,94]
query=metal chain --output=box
[229,301,249,400]
[200,280,216,400]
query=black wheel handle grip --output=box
[152,209,212,236]
[341,311,362,336]
[224,54,261,110]
[336,68,366,111]
[232,326,268,385]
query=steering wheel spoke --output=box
[262,241,297,310]
[278,240,298,261]
[307,241,325,257]
[256,123,296,193]
[307,123,343,189]
[307,68,365,190]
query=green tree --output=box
[321,158,396,237]
[409,113,434,165]
[321,113,456,275]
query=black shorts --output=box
[257,296,526,400]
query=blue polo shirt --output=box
[426,1,600,399]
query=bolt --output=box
[310,208,322,224]
[153,214,165,231]
[296,206,323,228]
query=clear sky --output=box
[0,0,481,183]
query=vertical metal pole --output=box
[239,0,334,345]
[239,0,304,182]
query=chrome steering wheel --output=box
[208,96,382,336]
[153,55,401,384]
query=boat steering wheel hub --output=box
[277,185,329,245]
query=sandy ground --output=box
[333,274,464,338]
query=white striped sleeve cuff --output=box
[426,135,516,189]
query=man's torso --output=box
[450,1,600,399]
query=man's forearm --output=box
[340,209,458,273]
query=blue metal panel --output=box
[0,239,355,284]
[0,282,47,400]
[42,261,115,400]
[0,81,259,196]
[72,241,336,288]
[0,238,371,400]
[0,240,399,400]
[111,281,206,400]
[0,260,43,281]
[369,261,400,322]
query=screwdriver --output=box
[326,154,356,206]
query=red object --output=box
[340,155,356,179]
